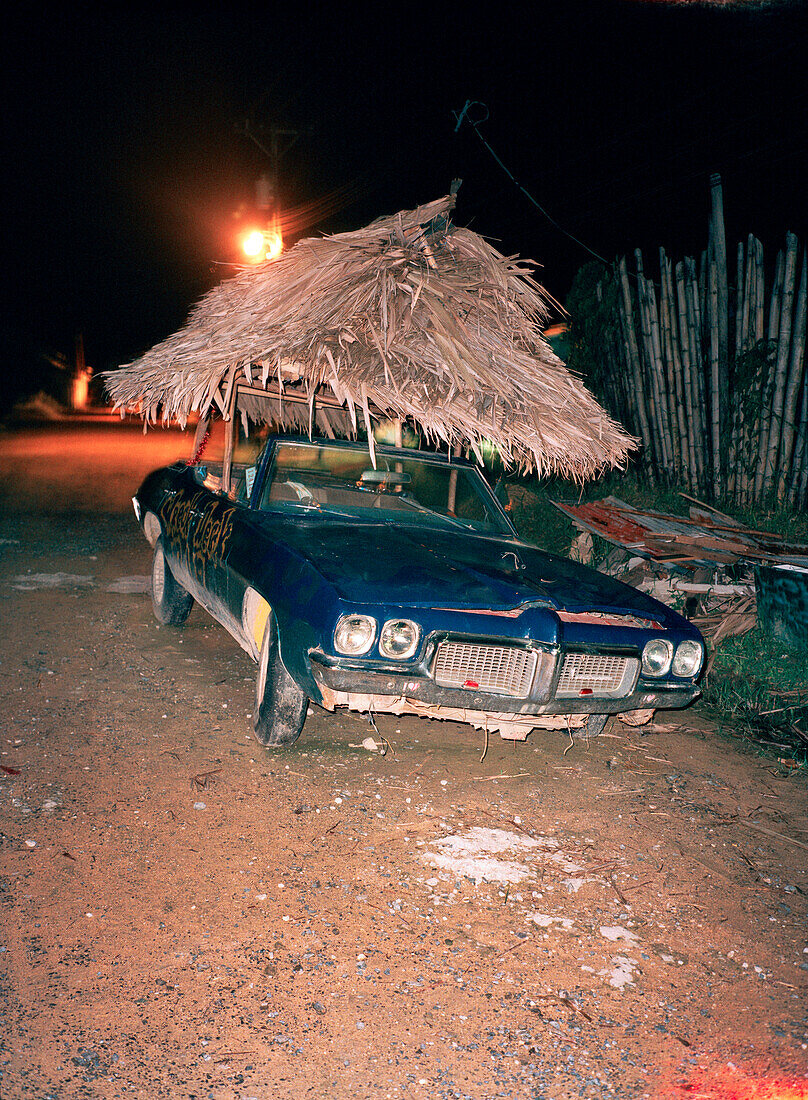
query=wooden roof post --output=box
[447,442,463,514]
[222,376,240,495]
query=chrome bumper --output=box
[309,652,700,716]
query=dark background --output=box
[1,1,806,403]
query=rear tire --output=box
[151,538,193,626]
[583,713,609,737]
[254,620,308,747]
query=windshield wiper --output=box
[396,495,477,530]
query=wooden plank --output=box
[678,492,744,527]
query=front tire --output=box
[151,538,193,626]
[254,620,308,747]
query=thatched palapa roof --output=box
[106,194,635,476]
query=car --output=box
[133,400,704,749]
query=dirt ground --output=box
[1,421,806,1100]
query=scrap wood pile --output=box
[106,195,634,479]
[554,494,808,644]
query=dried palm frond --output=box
[105,194,635,477]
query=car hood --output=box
[267,518,682,626]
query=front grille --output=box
[555,653,638,699]
[433,641,537,697]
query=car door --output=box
[156,471,207,603]
[185,485,241,628]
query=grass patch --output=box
[506,479,577,557]
[701,627,808,766]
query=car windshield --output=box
[258,442,512,535]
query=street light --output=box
[240,214,283,263]
[242,229,266,260]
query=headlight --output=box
[642,638,673,677]
[672,640,704,678]
[379,619,420,660]
[334,614,376,656]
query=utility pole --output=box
[240,120,301,212]
[237,119,302,260]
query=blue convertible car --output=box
[133,423,705,749]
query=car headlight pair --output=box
[334,615,420,660]
[641,638,704,678]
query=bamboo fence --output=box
[589,175,807,509]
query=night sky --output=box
[2,1,806,394]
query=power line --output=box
[453,101,612,267]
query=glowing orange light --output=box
[265,211,283,259]
[265,232,283,260]
[240,217,283,263]
[242,230,266,259]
